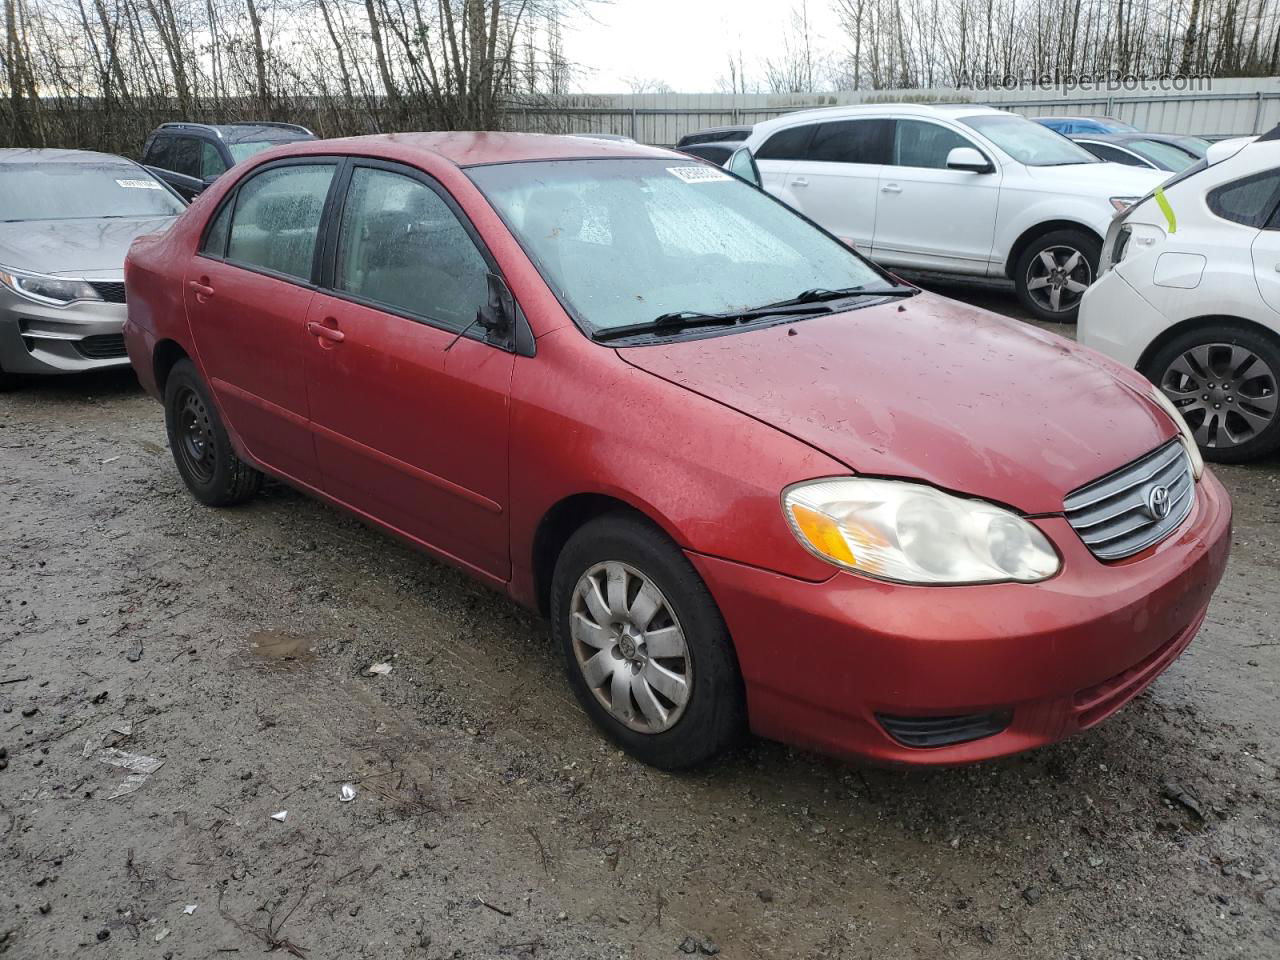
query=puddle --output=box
[248,630,317,665]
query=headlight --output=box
[783,478,1061,585]
[1149,386,1204,480]
[1110,196,1141,211]
[0,267,102,306]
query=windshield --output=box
[0,161,185,221]
[228,140,296,164]
[468,158,885,333]
[963,115,1100,166]
[1128,139,1202,171]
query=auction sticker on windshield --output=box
[668,166,732,183]
[116,179,163,190]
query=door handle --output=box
[792,177,809,187]
[187,279,215,300]
[881,183,902,193]
[306,320,345,343]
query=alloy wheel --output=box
[1159,342,1279,449]
[1025,245,1092,314]
[569,561,691,734]
[176,386,216,483]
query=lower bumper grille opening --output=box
[77,334,127,359]
[878,710,1012,748]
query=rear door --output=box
[303,160,515,580]
[185,158,339,488]
[783,118,891,253]
[872,118,1002,272]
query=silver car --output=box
[0,149,185,387]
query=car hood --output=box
[1022,161,1168,196]
[617,292,1177,515]
[0,216,176,279]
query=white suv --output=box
[1079,133,1280,462]
[742,104,1168,322]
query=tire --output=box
[163,359,263,506]
[1142,322,1280,463]
[1013,228,1101,324]
[550,513,745,769]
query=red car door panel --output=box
[303,294,513,579]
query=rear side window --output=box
[891,120,973,169]
[1085,142,1145,166]
[809,119,893,164]
[1208,170,1280,229]
[225,163,336,281]
[334,167,489,331]
[756,124,817,161]
[169,137,201,178]
[146,136,174,169]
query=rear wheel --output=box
[163,359,262,505]
[550,513,745,769]
[1143,323,1280,463]
[1013,228,1101,324]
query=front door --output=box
[185,159,339,488]
[303,162,514,581]
[871,119,1002,273]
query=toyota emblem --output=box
[1145,484,1172,521]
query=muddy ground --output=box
[1,283,1278,960]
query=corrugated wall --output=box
[503,78,1280,145]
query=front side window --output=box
[225,163,335,281]
[170,137,201,178]
[962,114,1100,166]
[468,158,884,334]
[809,119,893,164]
[200,142,228,179]
[892,120,975,169]
[1208,170,1280,229]
[335,167,489,330]
[0,160,186,221]
[1085,142,1146,166]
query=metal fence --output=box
[501,78,1280,146]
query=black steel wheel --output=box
[163,359,263,506]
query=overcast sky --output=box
[561,0,845,94]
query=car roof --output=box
[755,102,1005,131]
[1073,132,1198,145]
[266,131,676,167]
[0,147,138,165]
[1033,115,1126,123]
[152,122,314,143]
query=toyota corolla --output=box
[122,134,1231,769]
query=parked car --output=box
[1080,132,1280,462]
[142,121,315,200]
[676,125,752,148]
[1071,132,1209,172]
[0,148,185,388]
[1035,116,1139,135]
[742,104,1168,322]
[124,133,1230,769]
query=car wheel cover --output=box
[569,561,692,734]
[1025,244,1092,313]
[176,386,217,483]
[1160,342,1279,448]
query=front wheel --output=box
[1013,228,1101,324]
[1143,323,1280,463]
[163,359,263,506]
[550,513,745,769]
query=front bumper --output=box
[0,289,130,376]
[1078,269,1170,369]
[691,470,1232,766]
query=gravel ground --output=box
[1,285,1278,960]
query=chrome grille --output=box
[1064,440,1195,560]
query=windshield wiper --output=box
[592,304,830,342]
[769,284,920,307]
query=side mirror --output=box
[476,273,515,338]
[946,146,994,173]
[727,147,762,188]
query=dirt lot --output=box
[1,285,1278,959]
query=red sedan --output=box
[123,133,1231,769]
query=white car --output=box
[742,104,1167,322]
[1079,133,1280,462]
